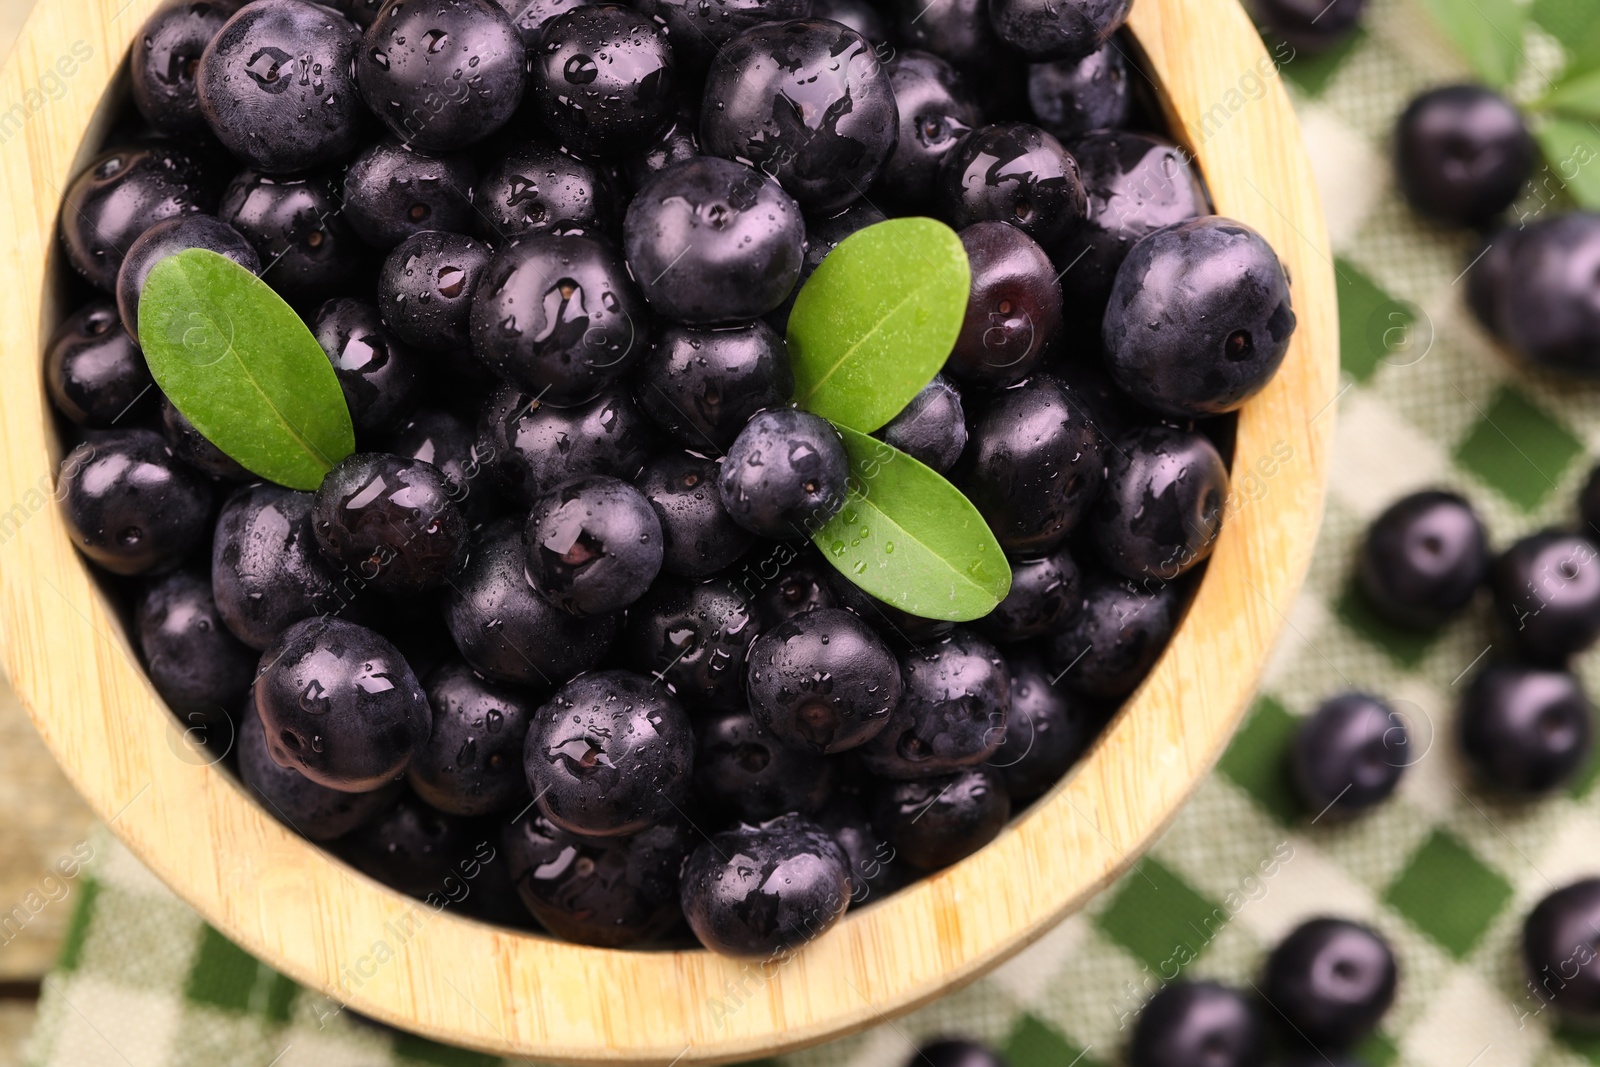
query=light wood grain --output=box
[0,0,1338,1060]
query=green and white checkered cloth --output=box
[28,0,1600,1063]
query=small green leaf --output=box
[813,425,1010,623]
[787,218,970,434]
[1421,0,1526,88]
[1532,0,1600,76]
[1532,115,1600,209]
[139,249,356,491]
[1541,67,1600,117]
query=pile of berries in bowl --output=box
[48,0,1298,959]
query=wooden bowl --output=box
[0,0,1337,1060]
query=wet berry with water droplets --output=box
[987,0,1131,61]
[358,0,526,151]
[131,1,243,134]
[746,607,901,754]
[1460,663,1594,794]
[1358,490,1488,630]
[239,704,403,840]
[471,234,652,407]
[623,577,762,711]
[1291,692,1409,818]
[870,766,1009,869]
[44,300,155,427]
[859,629,1009,779]
[623,156,806,325]
[876,374,967,474]
[529,4,679,158]
[636,451,754,579]
[343,140,478,249]
[624,99,703,191]
[948,220,1062,385]
[523,475,664,615]
[211,484,353,649]
[636,0,810,71]
[476,137,619,241]
[1042,569,1186,699]
[136,569,257,722]
[219,169,367,308]
[385,408,486,508]
[378,231,493,354]
[255,615,432,792]
[408,660,538,815]
[525,669,694,837]
[1027,40,1129,141]
[503,810,692,945]
[59,144,219,290]
[1490,530,1600,663]
[161,397,251,480]
[701,19,899,215]
[444,519,618,685]
[495,0,594,47]
[749,549,839,627]
[719,409,849,540]
[311,453,470,593]
[679,813,851,956]
[1396,85,1534,228]
[1090,425,1229,583]
[477,382,655,505]
[990,653,1100,801]
[57,430,212,577]
[634,321,794,451]
[197,0,366,173]
[1131,981,1267,1067]
[937,123,1087,247]
[816,791,903,900]
[312,298,427,435]
[976,545,1080,644]
[117,214,260,337]
[878,51,980,209]
[693,709,835,823]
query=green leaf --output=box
[813,425,1010,623]
[138,249,356,491]
[1532,115,1600,209]
[1541,67,1600,117]
[1421,0,1526,88]
[787,218,970,434]
[1532,0,1600,76]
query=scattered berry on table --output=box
[1358,490,1489,630]
[1130,981,1267,1067]
[1459,662,1594,795]
[1523,879,1600,1022]
[1490,530,1600,663]
[1395,85,1535,228]
[1263,918,1397,1048]
[1290,692,1409,818]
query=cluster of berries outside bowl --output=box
[0,0,1335,1058]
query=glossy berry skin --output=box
[636,0,811,70]
[1043,570,1183,699]
[1489,214,1600,375]
[343,141,477,249]
[1250,0,1366,51]
[1395,86,1534,228]
[408,661,537,815]
[694,709,834,823]
[877,375,967,474]
[937,124,1086,247]
[1523,879,1600,1022]
[523,475,664,615]
[1358,490,1488,630]
[57,430,212,577]
[990,654,1097,801]
[700,19,899,215]
[444,520,618,686]
[59,144,219,290]
[1291,692,1409,818]
[471,235,652,407]
[719,409,850,539]
[812,0,887,42]
[1091,426,1229,582]
[746,607,901,753]
[1027,41,1129,141]
[878,52,979,207]
[503,811,691,946]
[161,397,250,481]
[312,453,469,593]
[1131,982,1267,1067]
[623,578,761,711]
[525,670,694,837]
[1491,531,1600,663]
[239,707,402,841]
[44,300,154,427]
[476,139,618,241]
[830,573,955,646]
[219,169,367,307]
[1104,216,1297,417]
[1264,919,1397,1048]
[750,550,838,627]
[949,221,1062,385]
[255,616,432,792]
[1460,664,1593,795]
[990,0,1129,61]
[496,0,593,46]
[211,484,349,650]
[116,214,260,337]
[337,795,485,899]
[894,0,998,68]
[378,232,493,354]
[870,766,1009,870]
[953,375,1105,556]
[478,383,654,505]
[679,814,851,956]
[624,157,806,324]
[313,299,427,435]
[977,546,1080,644]
[908,1040,1007,1067]
[196,0,366,174]
[136,569,256,721]
[859,629,1009,779]
[131,0,241,133]
[635,321,794,451]
[815,792,901,900]
[529,5,678,158]
[636,452,754,579]
[1056,131,1206,321]
[625,101,702,191]
[359,0,525,150]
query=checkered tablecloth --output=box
[27,0,1600,1063]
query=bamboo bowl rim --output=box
[0,0,1337,1061]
